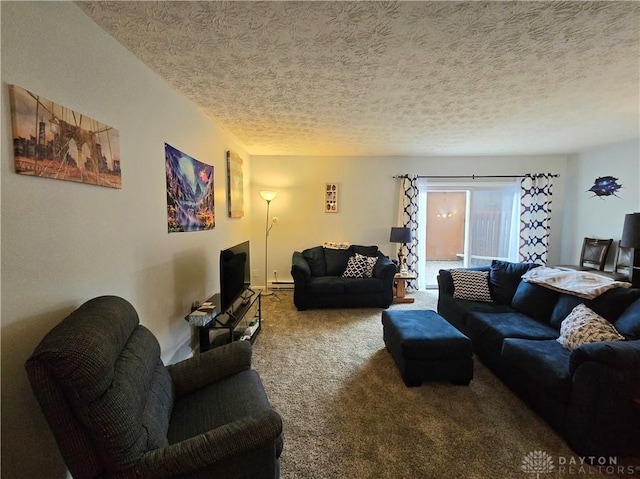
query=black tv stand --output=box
[186,291,261,353]
[240,287,256,306]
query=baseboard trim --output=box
[269,281,294,290]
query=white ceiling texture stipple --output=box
[77,1,639,157]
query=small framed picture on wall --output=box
[325,183,338,213]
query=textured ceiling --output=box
[77,1,640,157]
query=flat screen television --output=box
[219,240,252,314]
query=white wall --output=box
[1,3,252,477]
[251,155,568,283]
[562,139,640,268]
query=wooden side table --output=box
[393,273,417,304]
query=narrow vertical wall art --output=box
[325,183,338,212]
[226,151,244,218]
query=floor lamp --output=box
[260,191,278,295]
[621,212,640,288]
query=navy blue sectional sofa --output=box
[291,245,396,310]
[437,261,640,457]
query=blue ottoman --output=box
[382,310,473,387]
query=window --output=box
[419,180,519,288]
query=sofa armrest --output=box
[373,254,397,280]
[569,340,640,374]
[291,251,311,285]
[437,269,454,296]
[167,341,252,397]
[134,409,283,479]
[566,342,640,456]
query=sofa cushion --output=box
[549,288,640,330]
[306,277,345,294]
[502,338,572,403]
[437,294,514,335]
[438,295,513,319]
[353,245,379,257]
[550,295,589,330]
[466,312,558,351]
[489,260,539,305]
[592,287,640,319]
[511,281,559,324]
[451,269,492,302]
[614,297,640,340]
[343,277,384,294]
[168,369,272,444]
[557,304,625,351]
[325,247,353,276]
[302,246,326,277]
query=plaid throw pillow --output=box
[451,269,492,302]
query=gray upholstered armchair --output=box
[25,296,283,479]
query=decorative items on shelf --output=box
[325,183,338,212]
[188,301,216,327]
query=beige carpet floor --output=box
[251,291,638,479]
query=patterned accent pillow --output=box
[451,269,492,302]
[356,253,378,278]
[343,255,367,278]
[557,304,625,350]
[342,253,378,278]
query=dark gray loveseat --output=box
[437,261,640,457]
[26,296,283,479]
[291,245,397,310]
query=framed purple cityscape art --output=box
[165,143,214,233]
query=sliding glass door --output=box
[419,181,519,288]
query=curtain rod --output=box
[393,173,559,179]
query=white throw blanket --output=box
[323,242,351,250]
[521,267,631,299]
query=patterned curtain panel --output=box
[519,174,554,265]
[398,175,420,291]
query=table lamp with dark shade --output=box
[621,212,640,288]
[390,227,413,273]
